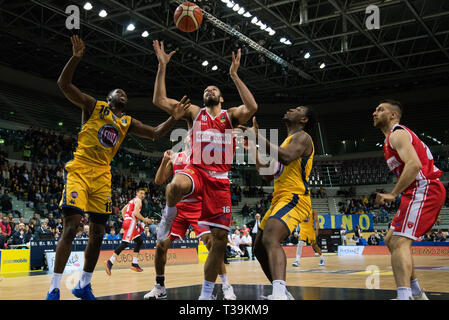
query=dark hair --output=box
[137,188,146,193]
[380,99,403,118]
[303,105,317,133]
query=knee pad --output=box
[133,237,143,253]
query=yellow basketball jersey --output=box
[73,100,132,166]
[273,132,314,199]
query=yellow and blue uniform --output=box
[60,100,132,215]
[259,132,314,234]
[299,211,317,244]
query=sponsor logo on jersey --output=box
[70,199,76,205]
[98,125,119,148]
[70,191,78,199]
[121,118,127,126]
[386,156,401,171]
[407,222,414,229]
[220,114,226,123]
[201,115,207,121]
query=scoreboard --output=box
[317,229,342,253]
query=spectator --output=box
[241,203,249,217]
[340,224,347,245]
[140,226,152,240]
[247,213,261,260]
[1,214,12,247]
[34,221,53,240]
[81,225,89,238]
[435,229,446,242]
[32,213,41,227]
[286,232,299,245]
[230,230,244,257]
[106,228,121,240]
[239,231,252,259]
[368,233,378,245]
[1,189,12,213]
[319,186,327,198]
[148,219,157,240]
[47,213,56,231]
[55,218,63,233]
[353,225,362,241]
[47,199,59,218]
[12,223,31,245]
[7,213,16,231]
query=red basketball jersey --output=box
[173,151,202,203]
[189,108,235,173]
[124,197,142,221]
[383,124,443,193]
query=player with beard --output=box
[373,100,445,300]
[152,40,258,299]
[241,106,316,300]
[45,36,190,300]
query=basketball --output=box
[174,2,203,33]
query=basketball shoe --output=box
[144,284,167,300]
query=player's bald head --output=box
[379,99,403,120]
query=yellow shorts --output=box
[260,193,311,235]
[299,221,316,244]
[59,160,112,215]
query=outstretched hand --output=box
[375,193,396,206]
[237,116,259,136]
[71,35,85,58]
[229,48,241,77]
[153,40,176,65]
[172,95,191,120]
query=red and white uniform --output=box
[178,108,235,230]
[384,124,446,240]
[169,152,209,241]
[122,197,143,242]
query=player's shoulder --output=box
[389,126,413,146]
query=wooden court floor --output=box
[1,254,449,300]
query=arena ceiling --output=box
[1,0,449,105]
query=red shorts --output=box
[391,180,446,240]
[170,200,210,241]
[177,164,232,231]
[122,218,142,243]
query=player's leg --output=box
[254,229,272,282]
[158,173,194,241]
[47,208,83,299]
[386,234,414,300]
[72,214,107,300]
[198,226,228,299]
[311,240,325,266]
[261,218,290,299]
[105,219,133,275]
[292,240,306,267]
[202,232,236,300]
[144,237,172,300]
[130,236,144,271]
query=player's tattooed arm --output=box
[57,35,96,114]
[129,96,191,139]
[228,49,258,127]
[155,150,173,185]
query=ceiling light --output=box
[127,23,135,31]
[280,37,286,43]
[304,52,311,59]
[259,23,267,30]
[98,9,107,17]
[212,65,218,71]
[141,31,149,38]
[226,1,234,8]
[238,7,245,15]
[320,62,326,69]
[284,40,292,45]
[83,2,93,10]
[202,60,209,66]
[243,11,252,18]
[232,4,240,11]
[221,0,230,3]
[251,17,259,24]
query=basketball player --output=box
[104,189,152,274]
[241,106,316,300]
[292,209,325,267]
[143,147,236,300]
[373,100,446,300]
[45,36,190,300]
[152,40,258,299]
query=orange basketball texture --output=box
[174,2,203,32]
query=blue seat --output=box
[358,238,368,246]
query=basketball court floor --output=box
[1,254,449,300]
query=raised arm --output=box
[228,49,258,127]
[154,150,174,185]
[128,96,191,140]
[152,40,199,120]
[57,36,96,114]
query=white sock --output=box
[219,274,229,286]
[410,279,421,296]
[199,280,215,299]
[320,254,325,260]
[132,257,138,264]
[109,256,116,264]
[296,244,303,262]
[397,287,412,300]
[79,271,93,289]
[165,205,177,218]
[49,273,62,291]
[272,280,286,297]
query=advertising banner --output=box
[45,251,84,274]
[0,249,30,273]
